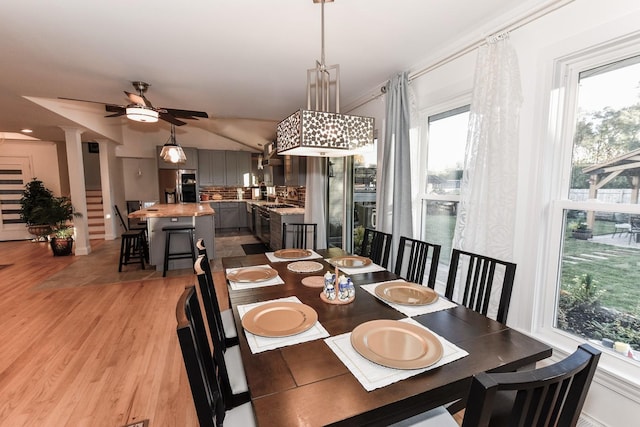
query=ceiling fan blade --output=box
[105,104,125,113]
[164,108,209,119]
[159,112,187,126]
[58,96,119,106]
[125,91,150,107]
[105,112,126,118]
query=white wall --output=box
[350,1,640,425]
[2,140,62,195]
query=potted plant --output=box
[19,178,55,240]
[571,221,593,240]
[46,195,79,256]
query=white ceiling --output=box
[0,0,549,151]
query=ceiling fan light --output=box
[126,106,159,123]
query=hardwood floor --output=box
[0,234,464,426]
[0,237,236,427]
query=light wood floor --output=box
[0,235,463,427]
[0,238,233,427]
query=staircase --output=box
[86,189,105,240]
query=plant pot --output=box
[572,229,593,240]
[50,237,74,256]
[27,225,52,241]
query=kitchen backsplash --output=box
[199,186,305,207]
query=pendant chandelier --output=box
[276,0,374,157]
[160,124,187,164]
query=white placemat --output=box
[226,264,285,290]
[325,318,468,391]
[325,259,387,275]
[238,296,330,354]
[361,281,457,317]
[265,250,323,263]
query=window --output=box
[549,52,640,365]
[420,105,469,265]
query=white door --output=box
[0,157,33,241]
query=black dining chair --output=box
[196,239,238,347]
[357,228,393,268]
[176,286,256,427]
[394,236,441,287]
[194,258,250,409]
[282,223,317,250]
[390,343,601,427]
[445,248,516,324]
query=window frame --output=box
[537,33,640,386]
[417,93,471,237]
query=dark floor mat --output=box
[241,243,270,255]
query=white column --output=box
[60,126,91,255]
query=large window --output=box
[551,53,640,364]
[420,105,469,265]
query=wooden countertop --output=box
[128,203,215,219]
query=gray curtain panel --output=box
[379,72,413,266]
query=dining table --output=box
[223,248,552,427]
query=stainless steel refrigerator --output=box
[158,169,197,203]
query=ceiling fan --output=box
[59,81,208,126]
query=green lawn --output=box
[561,223,640,315]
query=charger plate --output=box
[350,319,443,369]
[328,255,372,268]
[301,276,325,287]
[287,261,324,273]
[274,249,312,259]
[374,281,438,306]
[242,301,318,337]
[227,267,278,283]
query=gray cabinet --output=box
[157,146,198,170]
[284,156,307,186]
[198,150,250,186]
[237,202,248,228]
[220,202,239,229]
[210,202,221,229]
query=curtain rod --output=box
[347,0,574,112]
[408,0,575,82]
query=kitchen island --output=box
[128,203,215,272]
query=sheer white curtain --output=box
[379,72,414,266]
[304,157,327,249]
[452,35,523,312]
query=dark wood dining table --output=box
[223,249,552,427]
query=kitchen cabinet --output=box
[198,150,251,186]
[210,201,247,230]
[237,202,248,228]
[210,202,221,229]
[157,146,198,170]
[284,156,306,186]
[263,165,284,186]
[270,211,304,251]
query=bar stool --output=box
[162,225,196,277]
[118,229,147,272]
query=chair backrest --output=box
[357,228,392,269]
[282,223,317,250]
[445,248,516,324]
[394,236,441,287]
[462,344,601,427]
[176,286,225,427]
[114,205,128,231]
[195,254,228,353]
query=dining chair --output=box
[282,222,317,250]
[394,236,441,287]
[357,228,392,268]
[195,255,238,350]
[180,282,250,409]
[391,343,601,427]
[445,248,516,324]
[196,239,239,347]
[176,286,256,427]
